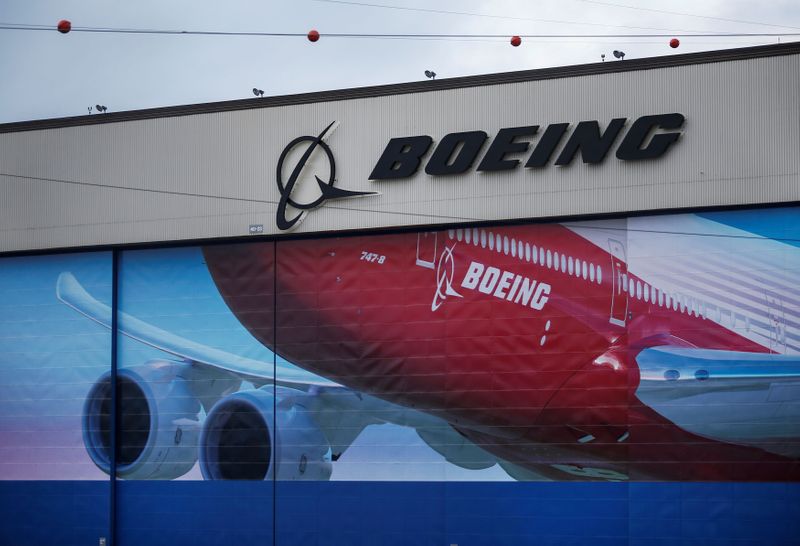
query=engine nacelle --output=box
[199,387,332,480]
[82,360,202,480]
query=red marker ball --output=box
[510,35,522,47]
[669,38,680,48]
[57,19,72,34]
[307,29,320,42]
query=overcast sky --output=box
[1,0,799,124]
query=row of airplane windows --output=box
[620,271,724,324]
[448,228,603,285]
[442,228,770,335]
[445,227,714,323]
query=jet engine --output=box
[82,360,203,480]
[199,387,332,480]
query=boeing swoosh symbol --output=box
[275,122,378,231]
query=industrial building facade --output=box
[1,43,799,545]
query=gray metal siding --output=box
[1,50,799,252]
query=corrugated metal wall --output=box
[1,48,799,252]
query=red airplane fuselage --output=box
[204,223,799,481]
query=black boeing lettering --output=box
[425,131,488,175]
[555,118,627,165]
[524,123,568,168]
[369,136,433,180]
[616,113,685,160]
[368,113,685,180]
[478,126,538,172]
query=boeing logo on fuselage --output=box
[461,261,551,310]
[432,245,462,311]
[275,122,378,230]
[430,253,551,312]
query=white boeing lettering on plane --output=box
[461,261,551,310]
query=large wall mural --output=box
[2,209,800,484]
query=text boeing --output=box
[369,113,684,180]
[461,261,551,311]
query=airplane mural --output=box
[57,212,800,482]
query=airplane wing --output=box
[637,345,800,383]
[56,271,338,389]
[636,346,800,457]
[57,271,502,471]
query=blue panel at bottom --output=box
[0,481,109,546]
[116,480,274,546]
[277,482,630,546]
[277,482,800,546]
[2,481,799,546]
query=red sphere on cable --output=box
[510,35,522,47]
[669,38,680,48]
[57,19,72,34]
[307,29,320,42]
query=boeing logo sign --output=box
[275,122,378,231]
[369,113,685,179]
[274,114,684,230]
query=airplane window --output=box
[488,232,495,250]
[554,252,560,270]
[561,254,567,273]
[525,243,531,262]
[651,285,656,303]
[504,236,510,255]
[582,261,588,279]
[480,230,487,248]
[622,274,628,292]
[658,289,664,307]
[464,229,471,244]
[596,266,602,284]
[547,250,552,268]
[448,229,455,239]
[473,228,479,245]
[496,233,502,252]
[533,245,539,264]
[519,240,524,259]
[672,296,678,311]
[636,281,642,299]
[568,257,574,275]
[643,284,649,302]
[508,237,514,257]
[457,229,463,242]
[589,264,595,282]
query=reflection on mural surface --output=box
[3,210,800,482]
